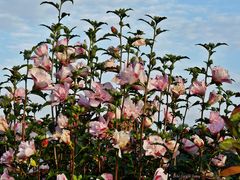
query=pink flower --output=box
[57,173,68,180]
[113,62,147,85]
[57,114,68,129]
[0,116,9,133]
[171,77,185,97]
[31,55,52,72]
[207,91,223,105]
[89,116,108,138]
[181,138,199,155]
[29,67,52,90]
[165,140,179,158]
[149,75,168,91]
[34,44,48,57]
[212,66,231,84]
[191,135,204,147]
[55,65,73,84]
[56,38,68,47]
[153,168,168,180]
[51,83,70,106]
[17,140,36,160]
[211,154,227,167]
[74,42,86,55]
[123,98,144,120]
[208,111,225,134]
[60,129,71,145]
[190,80,206,96]
[56,47,75,66]
[13,87,25,102]
[84,82,112,107]
[143,135,167,158]
[132,38,146,46]
[0,148,15,166]
[164,108,176,125]
[101,173,113,180]
[113,130,130,158]
[0,169,14,180]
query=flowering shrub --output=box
[0,0,240,179]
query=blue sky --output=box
[0,0,240,87]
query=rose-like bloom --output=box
[190,80,206,96]
[153,168,168,180]
[57,113,68,129]
[60,129,71,145]
[171,77,185,98]
[212,66,231,84]
[191,135,204,147]
[132,38,146,46]
[143,135,167,158]
[56,47,76,66]
[208,111,225,135]
[73,62,90,78]
[113,130,130,158]
[123,98,144,120]
[57,173,68,180]
[181,138,199,155]
[0,148,15,166]
[51,83,70,106]
[112,62,147,85]
[164,108,176,125]
[29,67,52,90]
[165,140,179,158]
[56,38,68,47]
[8,87,26,103]
[207,91,223,105]
[0,169,14,180]
[211,154,227,167]
[31,55,52,72]
[101,173,113,180]
[84,82,112,107]
[149,75,168,91]
[55,65,73,84]
[104,58,117,69]
[0,116,9,133]
[17,140,36,160]
[34,44,48,57]
[74,42,86,56]
[89,116,108,138]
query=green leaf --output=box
[40,1,59,10]
[219,138,235,150]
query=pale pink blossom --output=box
[55,65,73,84]
[211,154,227,167]
[56,47,75,66]
[149,75,168,91]
[123,98,144,120]
[0,148,15,166]
[153,168,168,180]
[17,140,36,160]
[78,94,91,107]
[57,173,68,180]
[0,169,14,180]
[143,135,167,158]
[104,58,117,69]
[190,80,206,96]
[171,77,185,97]
[191,135,204,147]
[208,111,225,135]
[73,62,90,77]
[13,87,25,102]
[113,62,147,85]
[31,55,52,72]
[101,173,113,180]
[112,130,130,158]
[57,114,68,129]
[84,82,112,107]
[51,83,70,106]
[89,116,108,138]
[56,38,68,47]
[0,116,9,133]
[165,140,179,158]
[29,67,52,90]
[212,66,231,84]
[164,108,177,125]
[132,38,146,46]
[207,91,223,105]
[74,42,86,56]
[34,44,48,56]
[182,138,199,155]
[60,129,71,145]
